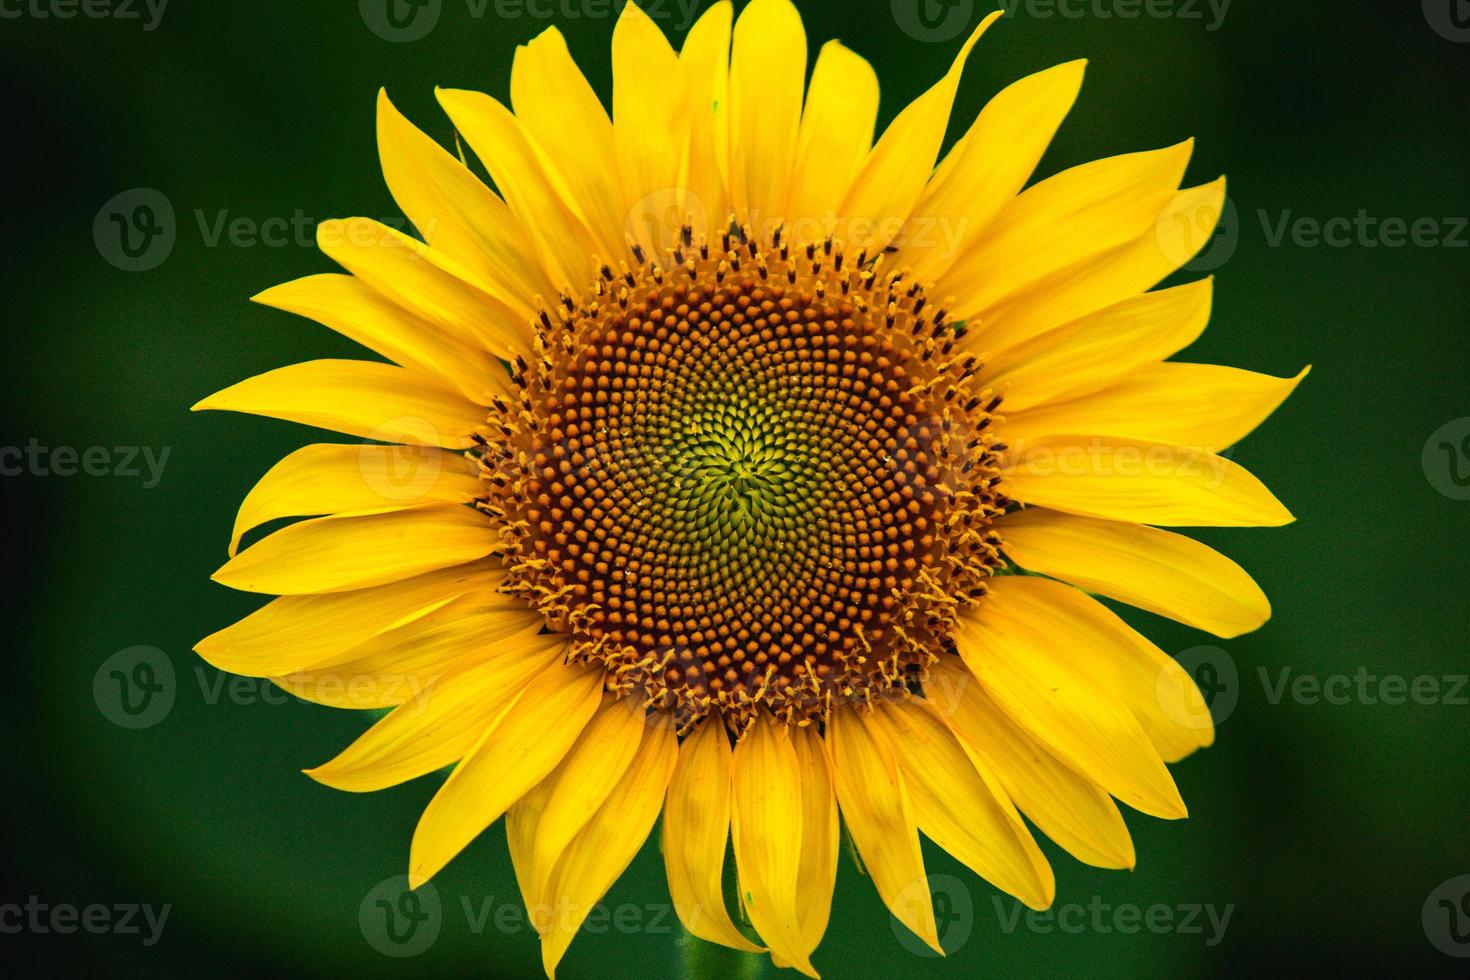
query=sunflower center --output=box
[478,230,1007,733]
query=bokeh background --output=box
[4,0,1468,975]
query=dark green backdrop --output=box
[4,0,1468,975]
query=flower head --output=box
[196,1,1304,974]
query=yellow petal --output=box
[662,715,763,952]
[728,0,806,228]
[827,703,939,956]
[996,508,1270,638]
[873,698,1054,911]
[316,218,530,360]
[274,594,541,709]
[228,443,480,556]
[981,279,1214,413]
[906,60,1086,282]
[678,1,733,238]
[943,141,1195,333]
[194,562,495,676]
[303,633,567,792]
[785,42,878,230]
[1000,434,1295,527]
[954,595,1187,819]
[409,660,603,886]
[1004,363,1311,452]
[436,87,601,289]
[978,178,1227,351]
[839,13,998,252]
[927,658,1135,870]
[192,359,488,450]
[510,27,626,259]
[538,716,679,977]
[789,724,837,955]
[525,696,648,913]
[731,711,817,977]
[982,576,1214,762]
[252,273,510,403]
[376,89,555,317]
[612,1,684,252]
[212,504,497,595]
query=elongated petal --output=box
[376,89,555,316]
[944,141,1193,333]
[303,633,567,791]
[981,279,1214,413]
[1001,435,1294,527]
[212,504,497,595]
[874,699,1054,910]
[252,273,509,402]
[728,0,805,227]
[678,1,732,238]
[409,661,603,887]
[979,178,1227,350]
[228,443,480,556]
[316,218,530,360]
[906,60,1085,281]
[193,359,487,449]
[436,87,600,289]
[840,14,997,252]
[511,27,626,259]
[525,696,647,912]
[927,658,1135,870]
[194,562,495,675]
[538,718,679,977]
[785,42,878,228]
[827,704,939,955]
[954,596,1187,818]
[275,595,541,709]
[663,715,763,952]
[982,576,1214,762]
[789,724,837,955]
[612,1,683,252]
[1004,363,1310,451]
[731,711,816,976]
[996,508,1270,637]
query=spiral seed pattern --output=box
[479,230,1007,733]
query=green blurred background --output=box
[4,0,1468,975]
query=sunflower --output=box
[195,1,1305,974]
